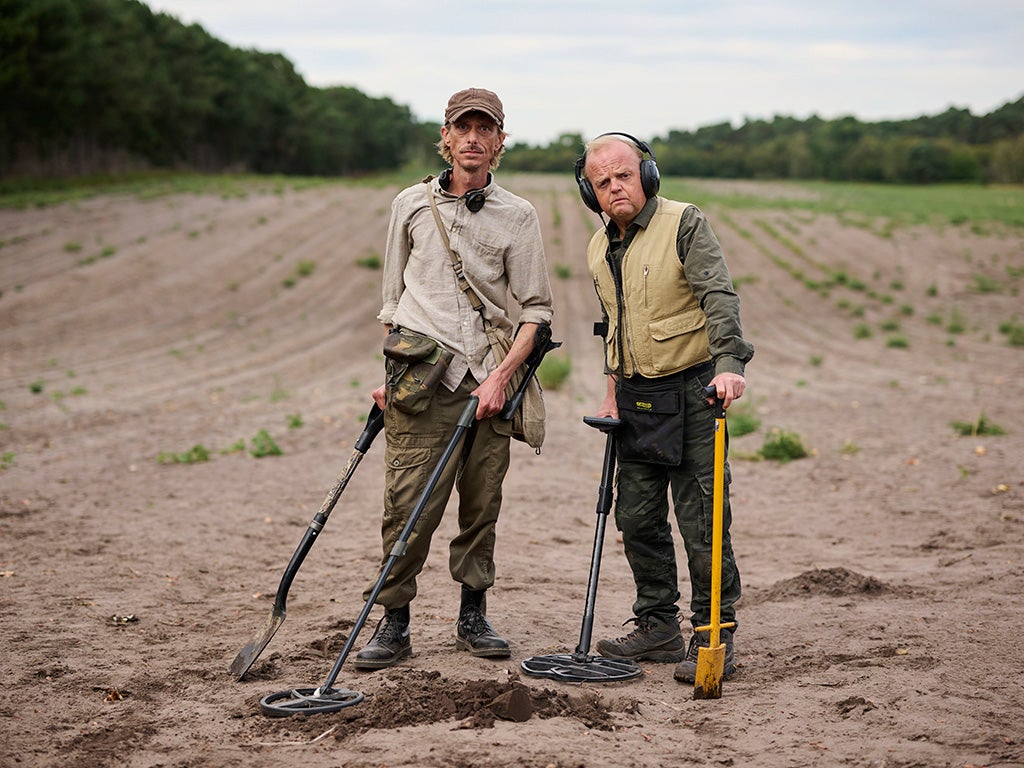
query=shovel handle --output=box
[703,384,726,419]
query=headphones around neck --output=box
[439,168,487,213]
[574,132,660,213]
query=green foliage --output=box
[970,274,1002,294]
[157,444,211,464]
[3,0,1022,187]
[29,380,44,394]
[286,413,303,429]
[886,335,910,348]
[759,428,809,463]
[946,308,966,335]
[249,429,283,458]
[1,451,14,469]
[853,323,872,339]
[554,264,572,280]
[998,320,1024,347]
[950,414,1007,437]
[356,254,382,269]
[727,402,761,438]
[537,354,571,391]
[0,0,419,178]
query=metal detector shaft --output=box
[499,324,561,421]
[229,403,385,680]
[313,396,478,696]
[520,415,640,683]
[575,416,619,656]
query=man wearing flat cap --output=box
[355,88,553,669]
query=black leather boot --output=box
[353,605,412,669]
[455,587,510,658]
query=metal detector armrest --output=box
[583,416,620,433]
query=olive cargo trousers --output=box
[364,374,511,609]
[614,373,742,631]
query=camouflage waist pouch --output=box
[383,328,454,415]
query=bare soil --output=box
[1,174,1023,768]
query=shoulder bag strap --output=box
[423,177,489,320]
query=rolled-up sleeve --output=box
[377,193,413,326]
[506,207,554,328]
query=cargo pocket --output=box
[694,464,732,544]
[383,443,433,524]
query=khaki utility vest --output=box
[587,197,711,377]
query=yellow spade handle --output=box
[692,397,735,646]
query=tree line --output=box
[0,0,429,178]
[2,0,1022,184]
[504,101,1024,184]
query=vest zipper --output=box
[643,265,649,307]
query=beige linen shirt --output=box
[378,175,553,391]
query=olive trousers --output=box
[363,374,511,609]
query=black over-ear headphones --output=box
[439,168,487,213]
[574,132,660,213]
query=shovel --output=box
[229,402,385,680]
[693,385,736,700]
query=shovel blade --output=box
[229,607,285,680]
[692,644,725,700]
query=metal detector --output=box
[520,416,642,683]
[229,402,385,680]
[259,396,479,717]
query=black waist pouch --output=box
[615,378,683,465]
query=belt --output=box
[624,360,715,386]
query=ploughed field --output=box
[1,174,1022,768]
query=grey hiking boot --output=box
[673,628,736,683]
[353,606,412,670]
[595,614,685,662]
[456,587,511,658]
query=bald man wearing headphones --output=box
[577,133,754,684]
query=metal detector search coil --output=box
[520,415,642,684]
[259,397,479,717]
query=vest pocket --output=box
[648,308,708,373]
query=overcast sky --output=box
[146,0,1023,146]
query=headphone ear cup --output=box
[575,157,603,213]
[640,158,660,198]
[579,179,602,213]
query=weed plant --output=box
[537,354,571,391]
[950,414,1007,437]
[727,402,761,438]
[249,430,283,457]
[759,428,809,462]
[157,444,211,464]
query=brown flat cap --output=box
[445,88,504,128]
